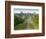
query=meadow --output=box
[14,12,39,30]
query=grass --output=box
[14,13,39,30]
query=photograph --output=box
[11,5,42,34]
[14,8,39,30]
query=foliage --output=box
[14,12,39,30]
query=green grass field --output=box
[14,13,39,30]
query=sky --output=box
[14,8,39,14]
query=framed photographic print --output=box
[5,1,45,38]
